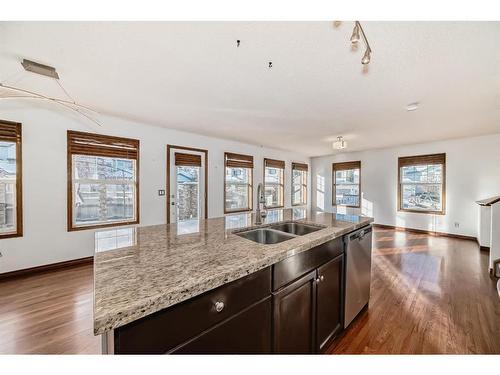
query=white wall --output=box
[0,103,310,273]
[311,134,500,238]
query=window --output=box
[292,162,308,206]
[398,153,446,214]
[224,152,253,213]
[175,152,201,221]
[332,161,361,207]
[67,131,139,231]
[0,120,22,238]
[264,158,285,208]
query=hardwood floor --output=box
[0,264,100,354]
[328,228,500,354]
[0,228,498,354]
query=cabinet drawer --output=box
[272,238,343,291]
[114,267,271,354]
[171,297,272,354]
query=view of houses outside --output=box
[0,141,17,233]
[225,167,252,211]
[264,167,283,207]
[335,168,360,207]
[400,164,442,211]
[292,169,307,205]
[73,155,135,226]
[176,166,200,221]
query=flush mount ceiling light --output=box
[406,102,419,112]
[0,59,101,126]
[349,21,372,65]
[333,136,347,150]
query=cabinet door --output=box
[171,297,272,354]
[273,271,317,354]
[316,254,344,352]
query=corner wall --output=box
[0,103,310,273]
[311,133,500,239]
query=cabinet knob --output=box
[320,275,324,282]
[214,301,225,313]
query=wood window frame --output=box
[166,145,209,224]
[398,153,446,215]
[0,120,23,239]
[291,162,308,206]
[263,158,285,209]
[332,161,361,208]
[67,130,140,231]
[224,152,254,214]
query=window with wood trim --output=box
[67,131,139,231]
[224,152,253,213]
[398,153,446,214]
[175,152,202,221]
[292,162,308,206]
[264,158,285,208]
[0,120,22,238]
[332,161,361,208]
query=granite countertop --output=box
[93,208,373,335]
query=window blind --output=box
[67,131,139,160]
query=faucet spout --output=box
[255,183,267,225]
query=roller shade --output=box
[225,152,254,168]
[333,161,361,172]
[175,152,201,167]
[67,131,139,160]
[0,121,21,142]
[292,162,308,171]
[398,153,445,167]
[264,158,285,169]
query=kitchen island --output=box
[94,208,373,354]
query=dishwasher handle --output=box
[349,225,372,241]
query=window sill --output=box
[68,220,139,232]
[398,209,446,215]
[224,208,252,214]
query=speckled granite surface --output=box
[93,208,373,335]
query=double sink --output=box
[234,222,325,244]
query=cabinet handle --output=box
[214,301,225,313]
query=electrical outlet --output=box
[454,222,460,228]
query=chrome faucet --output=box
[255,183,267,225]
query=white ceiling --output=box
[0,21,499,156]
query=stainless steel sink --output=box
[235,228,296,244]
[268,222,324,236]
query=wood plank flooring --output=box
[328,228,500,354]
[0,228,498,354]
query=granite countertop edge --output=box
[93,216,373,335]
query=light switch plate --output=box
[158,190,165,196]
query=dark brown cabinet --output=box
[316,254,344,351]
[172,297,272,354]
[113,235,352,354]
[271,239,345,354]
[272,271,317,353]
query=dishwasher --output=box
[344,225,373,328]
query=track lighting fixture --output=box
[350,23,360,44]
[361,48,371,65]
[350,21,372,65]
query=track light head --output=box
[361,48,371,65]
[350,23,360,44]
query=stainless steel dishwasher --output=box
[344,225,373,328]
